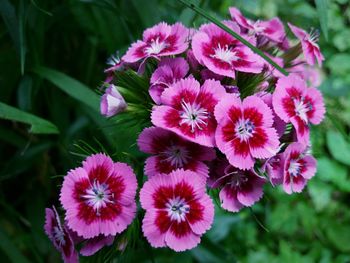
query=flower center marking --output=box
[82,180,114,216]
[211,43,239,63]
[53,226,66,247]
[161,145,190,168]
[293,97,312,123]
[180,100,209,132]
[166,196,190,222]
[288,160,302,177]
[145,37,167,55]
[235,119,255,141]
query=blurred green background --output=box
[1,0,350,262]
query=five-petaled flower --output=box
[272,74,325,144]
[215,94,280,170]
[152,78,226,147]
[60,153,137,239]
[192,22,264,78]
[140,169,214,252]
[137,127,216,177]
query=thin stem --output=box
[179,0,289,76]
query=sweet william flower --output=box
[281,142,316,194]
[288,23,324,66]
[60,153,137,239]
[79,235,114,256]
[209,158,265,212]
[137,127,215,177]
[150,57,189,104]
[229,7,286,44]
[215,94,280,170]
[140,169,214,252]
[192,22,264,78]
[272,74,325,144]
[100,85,127,117]
[122,22,189,65]
[151,78,227,147]
[44,206,78,263]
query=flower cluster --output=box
[45,6,326,261]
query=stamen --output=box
[160,145,190,168]
[210,43,239,63]
[235,119,255,141]
[179,100,209,132]
[145,37,168,55]
[166,197,190,222]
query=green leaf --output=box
[0,102,59,134]
[315,0,328,41]
[308,180,332,211]
[0,227,31,263]
[326,130,350,166]
[326,223,350,252]
[32,66,100,111]
[178,0,289,76]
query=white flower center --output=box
[166,197,190,222]
[293,98,312,123]
[180,100,209,133]
[211,43,239,63]
[82,180,114,216]
[145,37,167,55]
[288,160,302,177]
[235,119,255,141]
[161,145,190,168]
[53,226,66,247]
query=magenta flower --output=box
[122,22,189,64]
[44,206,78,263]
[137,127,215,177]
[100,85,127,117]
[150,57,189,104]
[215,94,280,170]
[288,23,324,66]
[272,74,325,144]
[80,235,114,256]
[151,78,226,147]
[264,155,283,186]
[209,159,265,212]
[192,22,264,78]
[281,142,317,194]
[104,53,125,83]
[140,169,214,252]
[60,153,137,239]
[229,7,286,43]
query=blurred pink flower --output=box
[140,169,214,252]
[60,153,137,239]
[44,206,78,263]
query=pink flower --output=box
[272,74,325,144]
[264,155,283,186]
[209,159,265,212]
[229,7,286,43]
[80,235,114,256]
[137,127,215,177]
[290,61,323,87]
[60,153,137,239]
[281,142,316,194]
[140,169,214,252]
[150,57,189,104]
[215,94,280,170]
[104,53,125,83]
[44,206,78,263]
[100,85,127,117]
[122,22,189,65]
[288,23,324,66]
[151,78,226,147]
[192,22,264,78]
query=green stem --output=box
[179,0,289,76]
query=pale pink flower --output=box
[80,235,114,256]
[100,85,127,117]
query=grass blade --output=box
[0,102,59,134]
[178,0,289,76]
[32,66,100,111]
[315,0,328,41]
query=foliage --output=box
[0,0,349,262]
